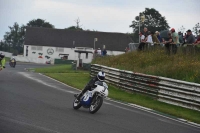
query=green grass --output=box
[35,65,88,73]
[5,57,10,62]
[92,48,200,83]
[35,64,200,124]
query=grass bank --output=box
[35,65,200,124]
[92,48,200,83]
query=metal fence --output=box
[90,64,200,111]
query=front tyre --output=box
[73,98,82,110]
[89,96,103,114]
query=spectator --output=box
[102,48,107,56]
[152,31,160,45]
[194,30,200,45]
[138,32,146,51]
[170,28,179,54]
[125,47,130,52]
[182,32,188,46]
[185,29,195,44]
[163,32,173,55]
[156,31,162,43]
[194,37,200,45]
[142,27,149,42]
[146,31,153,47]
[178,32,183,43]
[97,48,101,55]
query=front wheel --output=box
[89,96,103,114]
[73,98,82,110]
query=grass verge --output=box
[35,65,200,124]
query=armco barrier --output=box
[90,64,200,111]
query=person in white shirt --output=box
[138,32,146,50]
[147,31,153,46]
[97,48,102,55]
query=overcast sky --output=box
[0,0,200,41]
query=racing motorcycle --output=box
[73,81,108,114]
[9,59,16,68]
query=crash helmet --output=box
[97,71,105,81]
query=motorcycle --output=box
[9,59,16,68]
[73,81,108,114]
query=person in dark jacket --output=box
[102,48,107,56]
[185,29,195,44]
[75,71,106,101]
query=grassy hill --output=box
[92,48,200,84]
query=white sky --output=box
[0,0,200,41]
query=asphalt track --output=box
[0,62,200,133]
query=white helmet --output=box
[97,71,105,81]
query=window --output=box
[31,46,43,51]
[56,47,64,52]
[31,46,37,50]
[37,46,43,51]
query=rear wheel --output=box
[73,98,82,110]
[89,96,103,114]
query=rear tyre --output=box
[73,98,82,110]
[89,96,103,114]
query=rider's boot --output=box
[74,93,82,102]
[74,88,87,101]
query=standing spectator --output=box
[156,31,162,43]
[146,31,153,49]
[97,48,101,55]
[185,29,195,44]
[170,28,179,54]
[163,33,173,55]
[194,30,200,45]
[152,31,160,45]
[138,32,145,51]
[178,32,183,43]
[125,47,130,52]
[141,27,149,42]
[102,48,107,56]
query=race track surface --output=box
[0,62,199,133]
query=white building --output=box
[24,27,132,64]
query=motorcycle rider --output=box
[0,53,6,71]
[75,71,106,101]
[10,57,16,67]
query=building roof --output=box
[24,27,132,51]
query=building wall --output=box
[23,45,124,64]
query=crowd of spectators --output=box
[137,27,200,54]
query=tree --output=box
[27,18,54,28]
[65,18,83,31]
[66,26,83,31]
[193,22,200,37]
[130,8,170,42]
[178,25,186,33]
[3,22,25,54]
[1,19,54,54]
